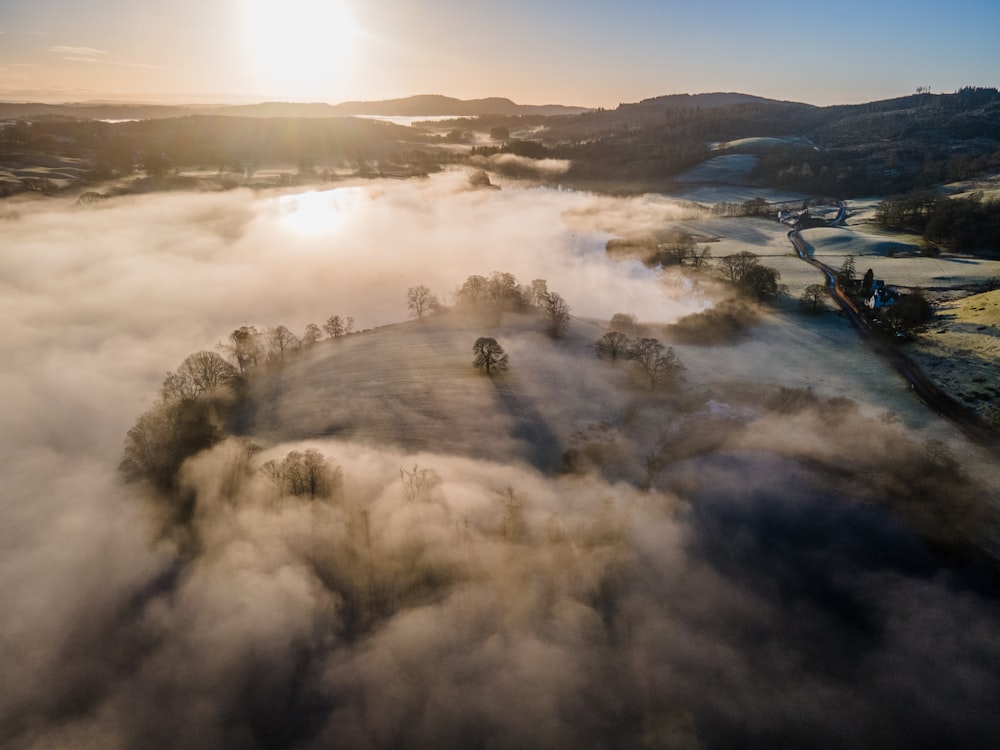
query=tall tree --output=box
[267,325,300,364]
[543,292,571,339]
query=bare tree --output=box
[161,350,238,401]
[472,337,509,375]
[717,251,760,285]
[543,291,571,339]
[498,487,527,543]
[406,285,438,320]
[261,448,340,499]
[690,245,713,270]
[267,325,300,364]
[628,337,685,390]
[595,331,631,364]
[400,464,443,502]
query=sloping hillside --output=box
[910,288,1000,423]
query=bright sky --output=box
[0,0,997,107]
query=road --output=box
[785,202,999,451]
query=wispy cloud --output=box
[50,45,108,57]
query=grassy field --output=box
[910,289,1000,424]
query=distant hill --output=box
[621,92,799,111]
[332,94,591,117]
[0,95,591,121]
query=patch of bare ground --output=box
[909,289,1000,425]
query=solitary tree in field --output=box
[406,285,438,320]
[472,337,509,375]
[595,331,631,364]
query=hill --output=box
[242,312,628,473]
[0,95,591,121]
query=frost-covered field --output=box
[802,226,1000,287]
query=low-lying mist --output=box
[2,172,1000,749]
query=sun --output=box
[241,0,358,99]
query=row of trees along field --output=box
[874,192,1000,255]
[119,271,694,513]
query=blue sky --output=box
[0,0,997,105]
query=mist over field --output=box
[3,172,1000,749]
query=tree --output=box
[406,285,438,320]
[718,251,760,285]
[860,268,875,297]
[261,448,340,499]
[486,271,522,311]
[267,325,300,364]
[799,284,828,313]
[882,288,933,336]
[472,337,509,375]
[542,292,571,339]
[655,235,695,266]
[609,313,640,337]
[628,337,684,390]
[740,264,785,301]
[498,487,527,542]
[302,323,323,347]
[837,254,857,289]
[324,314,352,338]
[690,245,713,270]
[120,397,223,495]
[161,350,239,402]
[595,331,631,364]
[400,464,443,502]
[456,274,489,308]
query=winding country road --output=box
[786,203,999,451]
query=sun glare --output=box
[276,188,363,235]
[242,0,358,98]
